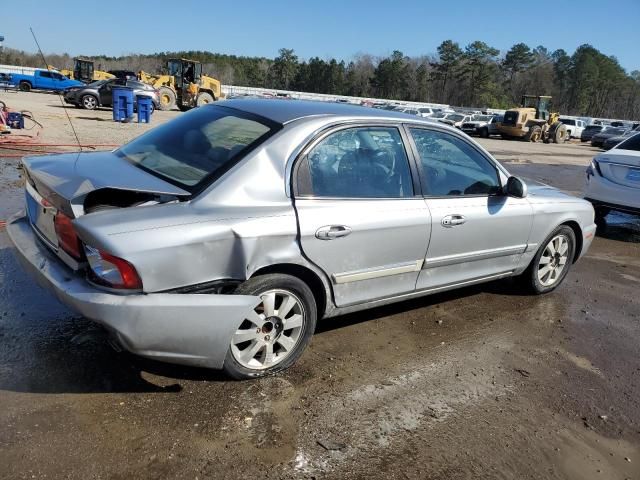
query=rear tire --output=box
[19,81,31,92]
[519,225,576,294]
[157,86,176,111]
[223,274,317,380]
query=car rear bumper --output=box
[585,173,640,212]
[6,213,259,369]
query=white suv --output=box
[585,132,640,220]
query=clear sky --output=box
[2,0,639,72]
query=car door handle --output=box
[441,214,466,227]
[315,225,352,240]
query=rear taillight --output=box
[84,245,142,290]
[54,212,82,259]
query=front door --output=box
[407,127,533,290]
[294,125,430,307]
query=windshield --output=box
[473,115,492,121]
[448,114,465,122]
[116,106,277,192]
[605,127,627,135]
[88,80,108,87]
[431,112,447,119]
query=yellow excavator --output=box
[54,58,114,83]
[497,95,568,143]
[138,58,223,111]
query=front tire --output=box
[479,127,489,138]
[196,92,214,106]
[81,94,98,110]
[520,225,576,294]
[223,274,317,380]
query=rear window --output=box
[116,106,278,192]
[585,125,602,131]
[616,133,640,151]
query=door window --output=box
[301,127,413,198]
[410,128,501,196]
[39,71,52,78]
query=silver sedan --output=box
[7,99,597,379]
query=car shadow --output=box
[75,116,111,121]
[595,212,640,243]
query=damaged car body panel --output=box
[7,100,597,377]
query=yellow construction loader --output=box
[56,58,114,83]
[497,95,567,143]
[138,58,223,111]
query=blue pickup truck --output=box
[5,68,83,92]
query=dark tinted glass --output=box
[617,133,640,151]
[410,128,501,196]
[306,127,413,198]
[116,106,275,191]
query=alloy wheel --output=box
[230,289,305,370]
[537,234,570,287]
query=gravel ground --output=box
[1,91,639,480]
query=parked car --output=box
[438,113,472,129]
[417,107,436,117]
[602,126,640,150]
[581,125,606,142]
[7,100,596,379]
[591,127,629,148]
[461,115,502,138]
[585,132,640,220]
[394,106,420,116]
[10,68,82,92]
[63,78,159,110]
[559,118,586,139]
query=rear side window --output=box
[39,71,52,78]
[616,133,640,151]
[410,128,501,196]
[299,127,414,198]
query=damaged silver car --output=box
[7,99,597,379]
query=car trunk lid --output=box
[22,150,190,267]
[596,150,640,188]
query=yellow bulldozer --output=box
[138,58,222,111]
[497,95,568,143]
[56,58,114,83]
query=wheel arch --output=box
[561,220,583,263]
[250,263,328,318]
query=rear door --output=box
[407,126,533,290]
[293,124,430,307]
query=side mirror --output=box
[505,176,528,198]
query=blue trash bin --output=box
[136,95,153,123]
[112,86,134,122]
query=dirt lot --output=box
[1,91,639,480]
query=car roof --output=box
[217,98,419,124]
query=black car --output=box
[581,125,605,142]
[590,127,629,148]
[63,78,159,111]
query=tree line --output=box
[2,40,639,119]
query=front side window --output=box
[116,106,276,191]
[617,133,640,151]
[303,127,413,198]
[410,128,501,196]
